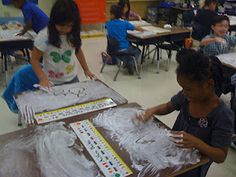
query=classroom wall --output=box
[0,0,56,17]
[106,0,159,20]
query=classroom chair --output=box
[100,36,141,81]
[157,42,181,73]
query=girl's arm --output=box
[129,11,142,21]
[139,101,175,121]
[30,47,52,88]
[200,37,225,46]
[75,48,95,79]
[18,21,32,36]
[172,131,228,163]
[135,26,144,32]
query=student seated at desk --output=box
[201,15,236,56]
[118,0,142,21]
[137,49,234,177]
[12,0,49,35]
[2,0,95,114]
[106,4,143,75]
[192,0,217,41]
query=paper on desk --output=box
[0,29,28,41]
[217,52,236,68]
[228,15,236,26]
[0,29,36,41]
[127,30,156,38]
[141,26,171,34]
[129,20,151,26]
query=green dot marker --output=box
[115,173,120,177]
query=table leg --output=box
[156,47,160,74]
[25,49,31,62]
[141,45,146,64]
[3,53,8,86]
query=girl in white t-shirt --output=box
[2,0,95,113]
[32,0,95,87]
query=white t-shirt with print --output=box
[34,28,78,84]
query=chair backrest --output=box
[192,21,208,41]
[182,10,194,27]
[106,36,119,56]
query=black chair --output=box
[157,42,181,73]
[100,36,140,81]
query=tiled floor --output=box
[0,37,235,176]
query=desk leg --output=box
[156,46,160,74]
[3,53,8,86]
[25,49,31,62]
[152,47,157,64]
[18,112,23,126]
[1,53,4,73]
[141,45,146,64]
[166,50,172,71]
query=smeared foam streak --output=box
[0,122,99,177]
[15,80,126,115]
[93,108,200,177]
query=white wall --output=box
[0,0,56,17]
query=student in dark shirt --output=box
[192,0,217,40]
[137,49,234,177]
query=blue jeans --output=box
[2,64,79,113]
[119,45,141,62]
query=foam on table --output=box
[15,80,127,123]
[70,119,133,177]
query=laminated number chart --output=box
[35,98,117,124]
[70,120,133,177]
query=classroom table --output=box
[170,6,194,26]
[217,52,236,80]
[217,53,236,112]
[14,79,128,125]
[0,29,34,84]
[128,26,191,57]
[217,52,236,71]
[228,15,236,32]
[128,26,191,72]
[0,102,209,177]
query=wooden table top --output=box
[0,103,209,177]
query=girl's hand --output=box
[84,70,96,80]
[39,78,54,89]
[138,16,142,21]
[15,31,24,36]
[215,37,226,44]
[137,108,154,122]
[169,131,203,149]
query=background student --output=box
[12,0,49,35]
[2,0,95,114]
[118,0,142,21]
[201,15,236,56]
[106,4,143,75]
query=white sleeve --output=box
[33,28,48,52]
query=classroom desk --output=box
[128,26,191,70]
[217,52,236,71]
[0,103,209,177]
[170,6,193,26]
[228,15,236,32]
[14,79,128,125]
[0,29,34,84]
[217,52,236,79]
